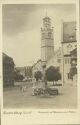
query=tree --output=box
[34,71,42,81]
[14,69,24,81]
[46,66,61,84]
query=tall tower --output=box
[41,16,54,63]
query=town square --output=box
[3,4,77,108]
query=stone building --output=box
[61,22,77,83]
[46,21,77,84]
[41,16,54,64]
[3,53,15,87]
[32,15,54,78]
[32,16,77,85]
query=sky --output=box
[3,4,76,67]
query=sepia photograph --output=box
[2,3,77,109]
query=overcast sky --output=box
[3,4,76,67]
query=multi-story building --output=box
[32,16,77,85]
[61,22,77,83]
[46,21,77,84]
[3,53,15,87]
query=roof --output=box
[3,53,14,65]
[3,53,12,59]
[64,48,77,57]
[70,48,77,56]
[3,52,13,60]
[32,59,42,68]
[61,41,77,44]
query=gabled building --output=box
[32,59,43,77]
[15,66,32,78]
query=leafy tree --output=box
[34,71,42,81]
[14,70,24,81]
[46,66,61,84]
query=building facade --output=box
[61,22,77,83]
[41,16,54,63]
[70,48,77,83]
[16,66,32,78]
[32,17,77,85]
[3,53,15,87]
[46,21,77,84]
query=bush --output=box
[14,70,24,81]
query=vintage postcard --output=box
[0,0,80,124]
